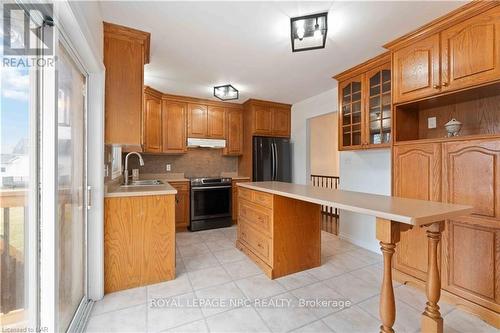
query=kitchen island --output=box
[236,181,472,333]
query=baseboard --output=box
[338,232,381,254]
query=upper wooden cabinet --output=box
[253,105,273,135]
[334,52,391,151]
[143,89,162,153]
[104,22,150,146]
[207,106,226,139]
[271,107,291,137]
[392,34,440,103]
[441,6,500,93]
[162,100,187,154]
[187,104,208,138]
[387,3,500,104]
[244,100,291,138]
[223,108,243,156]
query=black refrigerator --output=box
[253,136,291,182]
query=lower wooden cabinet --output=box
[393,138,500,315]
[169,181,190,229]
[104,195,175,293]
[236,187,320,279]
[231,178,250,222]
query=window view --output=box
[0,61,34,329]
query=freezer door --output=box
[273,138,291,182]
[253,136,273,181]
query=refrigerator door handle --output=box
[273,142,278,181]
[271,142,276,181]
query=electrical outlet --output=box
[166,164,171,172]
[428,117,437,129]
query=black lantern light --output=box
[290,12,328,52]
[213,84,239,101]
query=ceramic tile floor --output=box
[86,226,497,333]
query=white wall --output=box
[291,88,337,184]
[291,87,392,254]
[339,149,391,253]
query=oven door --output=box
[191,185,232,220]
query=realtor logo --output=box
[3,3,53,56]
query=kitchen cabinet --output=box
[388,4,500,104]
[231,178,250,221]
[104,22,150,147]
[162,100,187,154]
[169,181,190,230]
[104,194,175,293]
[441,139,500,312]
[239,99,292,178]
[392,34,441,104]
[393,143,442,281]
[253,105,273,135]
[224,109,244,156]
[143,89,162,153]
[271,107,291,137]
[441,6,500,93]
[187,103,208,138]
[334,52,391,151]
[207,106,226,139]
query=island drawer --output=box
[238,187,273,209]
[238,201,272,235]
[239,222,272,264]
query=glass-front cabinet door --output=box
[340,76,364,149]
[365,63,391,147]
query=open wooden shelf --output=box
[394,82,500,143]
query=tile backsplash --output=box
[122,148,238,178]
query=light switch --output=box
[428,117,437,129]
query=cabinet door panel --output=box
[441,6,500,92]
[442,219,500,311]
[365,63,391,147]
[143,96,162,152]
[271,107,290,137]
[339,76,364,150]
[187,104,208,138]
[393,34,440,103]
[393,143,441,281]
[253,105,272,135]
[162,100,187,154]
[207,106,226,139]
[224,109,243,156]
[170,182,190,229]
[443,139,500,219]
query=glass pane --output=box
[382,93,391,106]
[352,112,361,124]
[369,96,380,108]
[370,72,380,86]
[343,114,351,125]
[352,81,361,93]
[343,133,351,146]
[342,104,351,115]
[383,132,391,143]
[370,133,382,144]
[382,81,391,94]
[352,101,361,113]
[370,85,380,96]
[370,120,382,132]
[342,84,351,97]
[382,118,391,131]
[0,11,36,329]
[352,92,361,102]
[382,69,391,83]
[369,109,381,121]
[352,132,361,145]
[57,42,87,331]
[343,95,350,104]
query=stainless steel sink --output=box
[120,179,164,187]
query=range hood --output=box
[187,138,226,149]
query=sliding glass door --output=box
[56,39,89,332]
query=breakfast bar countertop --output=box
[237,181,473,226]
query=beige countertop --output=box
[238,181,473,226]
[105,180,177,198]
[220,172,250,181]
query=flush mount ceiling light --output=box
[213,84,239,101]
[290,12,328,52]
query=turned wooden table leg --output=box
[421,222,444,333]
[376,218,399,333]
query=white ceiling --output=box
[99,1,466,104]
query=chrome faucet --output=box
[123,152,144,185]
